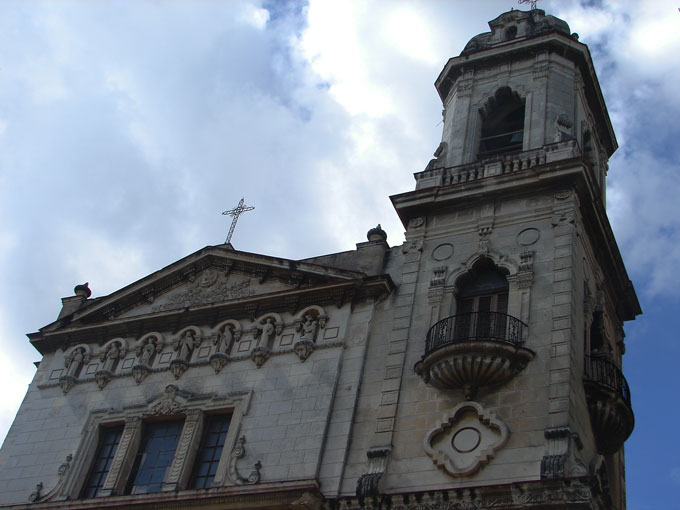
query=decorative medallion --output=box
[517,227,540,246]
[408,217,425,229]
[199,268,219,288]
[423,401,509,477]
[432,243,454,261]
[554,189,572,200]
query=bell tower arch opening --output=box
[478,87,525,158]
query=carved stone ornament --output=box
[293,340,314,362]
[430,266,447,287]
[151,274,254,313]
[251,346,270,368]
[554,189,573,200]
[209,353,229,373]
[58,375,77,394]
[323,480,598,510]
[408,217,425,229]
[355,446,391,496]
[402,239,424,255]
[478,225,493,254]
[169,358,189,379]
[551,210,575,228]
[424,401,509,478]
[149,385,186,416]
[28,482,42,503]
[541,427,586,479]
[131,364,151,384]
[227,436,261,485]
[94,370,112,390]
[27,454,71,503]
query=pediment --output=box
[117,268,300,320]
[45,245,368,330]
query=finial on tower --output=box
[222,198,255,245]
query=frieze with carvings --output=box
[325,479,597,510]
[42,305,340,391]
[151,272,255,313]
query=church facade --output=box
[0,9,640,510]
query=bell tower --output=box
[388,8,640,509]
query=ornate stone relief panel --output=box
[423,401,509,477]
[44,304,338,392]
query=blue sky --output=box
[0,1,678,508]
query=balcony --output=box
[415,312,534,399]
[583,356,635,454]
[413,139,580,191]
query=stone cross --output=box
[222,197,255,244]
[518,0,539,9]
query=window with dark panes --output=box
[125,420,183,494]
[81,426,124,498]
[454,259,509,341]
[190,414,232,489]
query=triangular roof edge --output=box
[38,244,368,333]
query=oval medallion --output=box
[452,427,481,453]
[517,228,540,246]
[432,243,454,261]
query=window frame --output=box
[60,385,251,500]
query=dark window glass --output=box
[81,426,123,498]
[125,420,183,494]
[455,259,510,340]
[190,414,232,489]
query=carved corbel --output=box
[94,371,112,390]
[209,353,229,373]
[430,266,447,287]
[478,222,494,254]
[169,359,189,379]
[227,436,261,485]
[58,376,76,394]
[251,347,270,368]
[356,446,391,496]
[131,365,151,384]
[293,340,314,362]
[541,427,586,479]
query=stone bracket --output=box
[541,426,586,479]
[355,446,392,496]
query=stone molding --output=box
[55,385,252,500]
[326,478,600,509]
[423,401,509,477]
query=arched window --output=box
[479,87,525,157]
[454,259,509,340]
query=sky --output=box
[0,0,678,507]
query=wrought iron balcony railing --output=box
[584,356,631,407]
[425,311,526,356]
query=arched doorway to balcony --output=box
[453,258,509,341]
[415,257,533,400]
